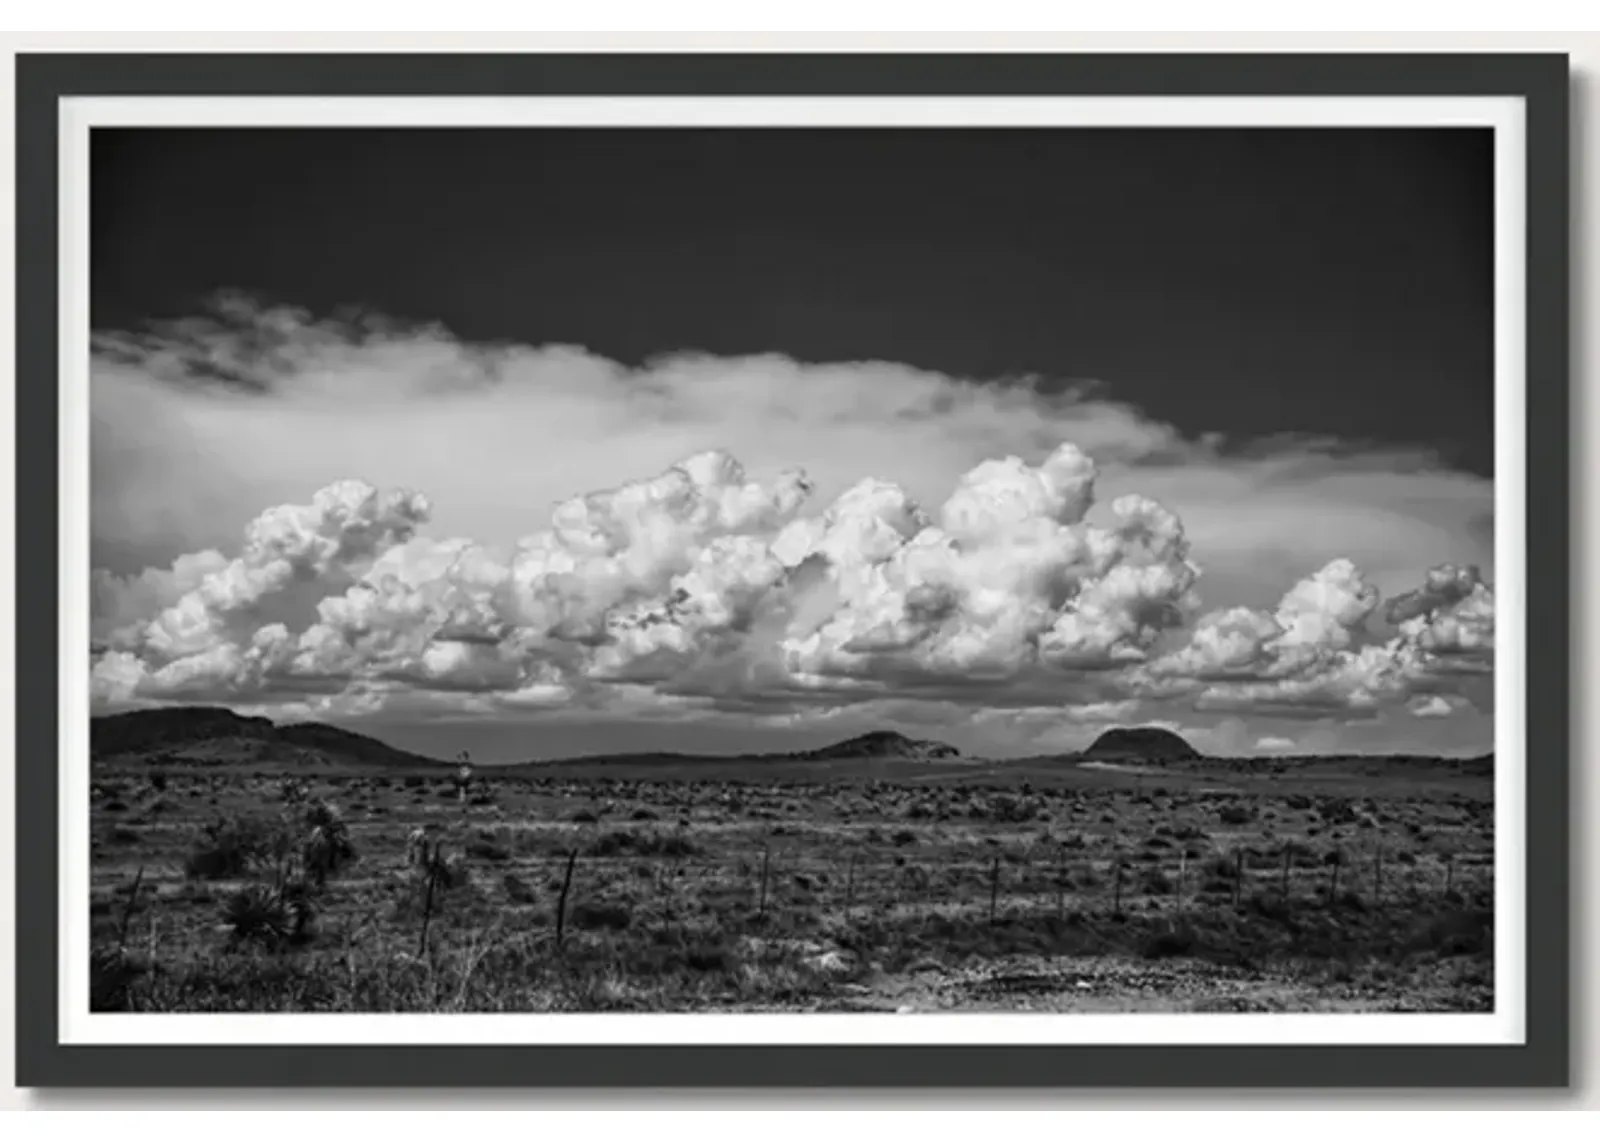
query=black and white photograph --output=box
[82,116,1503,1022]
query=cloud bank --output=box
[89,297,1496,755]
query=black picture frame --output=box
[13,50,1571,1090]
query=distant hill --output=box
[91,706,445,771]
[1083,726,1201,762]
[789,730,960,761]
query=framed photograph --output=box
[14,51,1570,1088]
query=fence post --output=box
[1328,849,1341,904]
[988,855,1001,924]
[1444,852,1455,897]
[416,844,439,959]
[116,864,146,952]
[555,848,577,950]
[758,843,772,918]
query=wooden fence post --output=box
[988,855,1001,924]
[758,843,772,918]
[1328,849,1342,904]
[416,844,439,959]
[555,848,578,950]
[116,864,145,952]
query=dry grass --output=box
[88,758,1495,1013]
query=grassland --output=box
[87,751,1495,1014]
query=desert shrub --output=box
[89,948,146,1011]
[403,775,427,789]
[502,873,539,904]
[1245,892,1293,921]
[571,808,601,824]
[108,825,142,845]
[1218,804,1255,826]
[586,829,699,858]
[1320,797,1359,825]
[184,814,283,880]
[630,807,659,821]
[221,880,316,948]
[149,773,168,793]
[467,838,512,862]
[684,941,738,973]
[1143,869,1174,894]
[1284,794,1313,811]
[892,829,918,847]
[299,798,356,886]
[1410,909,1491,957]
[1142,922,1198,959]
[570,900,632,931]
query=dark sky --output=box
[91,126,1495,475]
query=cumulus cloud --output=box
[91,440,1208,713]
[1408,694,1472,719]
[1142,553,1495,722]
[1255,736,1298,752]
[87,296,1497,753]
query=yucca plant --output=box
[221,879,318,948]
[300,797,356,887]
[222,883,293,946]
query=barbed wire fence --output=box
[465,831,1492,947]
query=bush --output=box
[221,881,315,947]
[585,829,698,858]
[570,900,632,931]
[1143,869,1174,894]
[89,948,146,1011]
[299,798,356,887]
[185,814,283,880]
[1142,923,1198,959]
[1218,804,1255,826]
[468,838,512,862]
[502,873,539,904]
[571,809,600,824]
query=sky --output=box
[87,126,1497,761]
